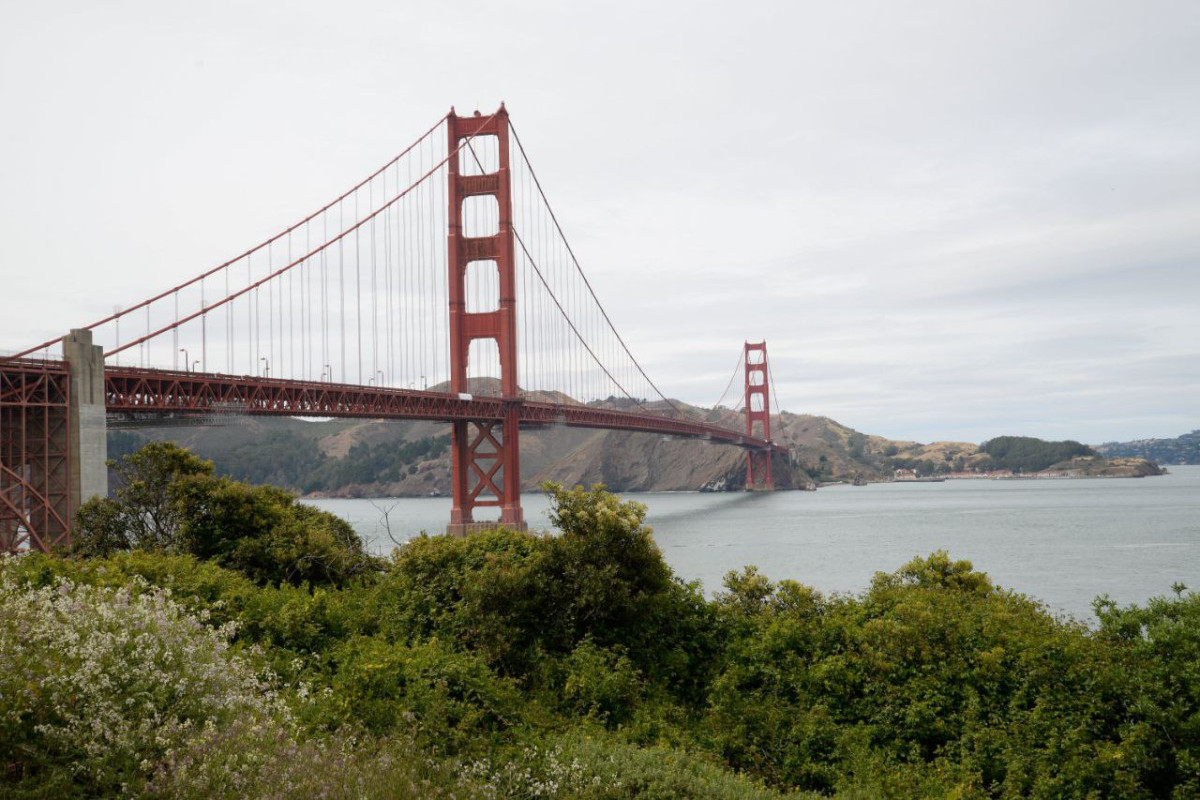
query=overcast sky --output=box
[2,1,1197,444]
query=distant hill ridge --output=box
[107,400,1166,496]
[1097,430,1200,465]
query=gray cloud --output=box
[2,0,1197,444]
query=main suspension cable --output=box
[507,120,681,414]
[8,113,452,361]
[712,350,745,412]
[104,113,498,359]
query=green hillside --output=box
[1098,430,1200,465]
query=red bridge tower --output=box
[744,341,774,490]
[446,106,527,534]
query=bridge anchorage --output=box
[0,104,787,552]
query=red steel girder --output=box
[103,366,786,454]
[0,359,72,553]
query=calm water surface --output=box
[305,465,1200,622]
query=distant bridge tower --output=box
[445,105,527,535]
[744,341,774,490]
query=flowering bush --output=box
[0,566,289,797]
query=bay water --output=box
[304,465,1200,622]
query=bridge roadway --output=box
[102,364,787,454]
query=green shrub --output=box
[74,442,379,588]
[706,552,1141,795]
[177,473,378,587]
[29,473,1200,798]
[372,526,541,663]
[321,636,524,752]
[1095,588,1200,797]
[370,486,722,706]
[561,638,645,726]
[72,441,214,556]
[534,483,674,654]
[0,550,259,627]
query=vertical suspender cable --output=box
[304,223,311,379]
[401,164,409,387]
[519,158,528,395]
[254,285,260,373]
[376,174,387,386]
[268,243,274,376]
[355,189,362,385]
[321,213,328,380]
[288,232,294,378]
[247,255,254,374]
[200,278,207,372]
[438,145,447,387]
[385,174,393,386]
[368,185,377,382]
[225,269,232,373]
[407,168,413,389]
[417,137,427,388]
[339,199,346,382]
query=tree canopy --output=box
[979,435,1096,472]
[73,442,375,587]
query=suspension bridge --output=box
[1,105,787,552]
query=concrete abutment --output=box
[63,329,108,524]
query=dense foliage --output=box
[979,435,1096,473]
[4,445,1198,798]
[74,442,376,587]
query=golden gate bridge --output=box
[1,105,786,551]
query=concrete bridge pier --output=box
[63,329,107,523]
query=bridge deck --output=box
[100,365,786,453]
